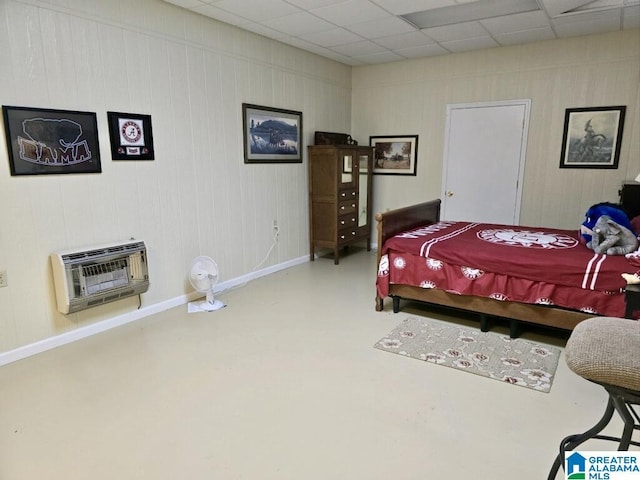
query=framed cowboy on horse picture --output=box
[559,105,626,169]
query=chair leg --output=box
[547,398,616,480]
[610,393,640,450]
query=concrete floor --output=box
[0,248,635,480]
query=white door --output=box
[442,100,530,224]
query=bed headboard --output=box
[375,199,441,247]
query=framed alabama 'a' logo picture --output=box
[107,111,154,160]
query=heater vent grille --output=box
[51,240,150,314]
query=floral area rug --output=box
[374,316,561,393]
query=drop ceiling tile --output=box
[298,27,364,46]
[347,15,417,38]
[374,30,436,49]
[539,0,595,17]
[213,0,301,22]
[330,39,388,55]
[311,0,389,26]
[323,50,366,64]
[190,4,251,25]
[479,10,549,34]
[263,11,336,35]
[493,26,556,45]
[164,0,634,66]
[164,0,204,8]
[241,21,290,38]
[281,36,322,49]
[372,0,459,15]
[440,35,499,52]
[554,18,622,36]
[285,0,349,8]
[421,21,489,42]
[284,37,360,63]
[393,43,450,57]
[574,0,626,12]
[354,50,406,63]
[552,9,622,36]
[551,7,622,24]
[281,36,337,55]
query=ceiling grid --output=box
[164,0,640,65]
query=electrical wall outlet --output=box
[0,270,7,288]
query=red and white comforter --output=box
[377,221,639,318]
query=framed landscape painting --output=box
[559,106,626,169]
[242,103,302,164]
[370,135,418,176]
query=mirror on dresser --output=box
[341,154,353,184]
[358,154,369,227]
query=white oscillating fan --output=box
[188,256,225,312]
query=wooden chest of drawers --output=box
[308,145,373,264]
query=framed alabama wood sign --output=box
[2,105,101,175]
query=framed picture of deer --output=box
[242,104,302,164]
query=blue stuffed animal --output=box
[581,202,638,255]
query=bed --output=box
[375,199,640,337]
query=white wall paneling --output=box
[0,0,352,355]
[352,29,639,230]
[2,0,636,359]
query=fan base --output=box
[188,299,225,312]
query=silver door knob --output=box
[446,191,454,197]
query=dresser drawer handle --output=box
[340,192,346,198]
[340,235,345,240]
[340,205,345,210]
[351,191,356,196]
[351,231,356,236]
[340,220,345,225]
[351,203,356,208]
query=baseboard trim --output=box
[0,255,308,367]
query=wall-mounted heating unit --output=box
[51,240,149,314]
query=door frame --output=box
[441,99,531,224]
